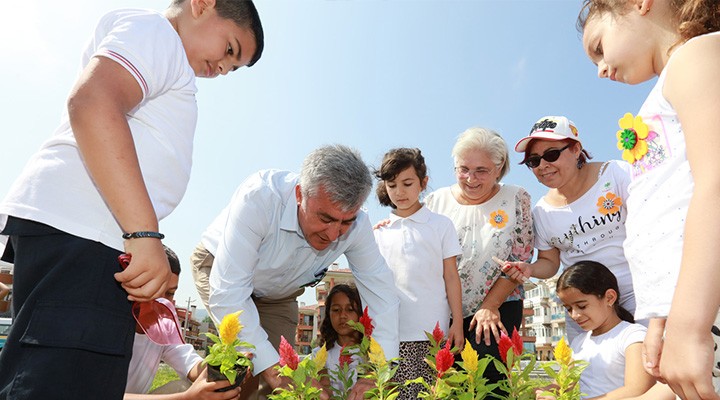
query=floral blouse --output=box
[424,184,534,317]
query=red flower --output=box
[338,344,352,368]
[278,335,299,370]
[359,306,374,337]
[511,327,523,357]
[432,322,444,345]
[498,331,513,365]
[436,340,454,378]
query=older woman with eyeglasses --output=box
[504,115,639,342]
[424,127,534,385]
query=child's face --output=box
[329,292,360,339]
[558,287,617,335]
[181,1,258,78]
[385,166,426,217]
[582,11,658,85]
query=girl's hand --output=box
[642,318,666,380]
[469,307,506,346]
[114,239,171,302]
[660,319,720,400]
[447,320,465,352]
[183,367,241,400]
[372,219,391,230]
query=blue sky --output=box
[1,0,653,310]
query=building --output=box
[522,276,567,360]
[0,261,13,317]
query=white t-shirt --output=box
[620,34,720,319]
[373,206,462,341]
[314,342,360,393]
[125,333,203,394]
[0,9,197,251]
[571,321,646,398]
[534,160,636,341]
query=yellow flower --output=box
[489,209,508,229]
[461,339,478,373]
[368,337,387,367]
[554,337,572,366]
[314,344,328,369]
[596,192,622,215]
[219,311,244,345]
[617,113,649,164]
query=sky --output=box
[1,0,654,312]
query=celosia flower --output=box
[461,339,479,372]
[314,344,327,369]
[338,344,352,367]
[279,335,299,370]
[510,327,523,356]
[490,209,508,228]
[219,311,243,345]
[432,322,444,345]
[359,306,374,337]
[498,331,512,364]
[554,337,572,366]
[436,341,454,378]
[368,337,386,367]
[617,113,650,164]
[597,192,622,215]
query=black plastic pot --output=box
[206,364,248,392]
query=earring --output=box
[576,158,584,170]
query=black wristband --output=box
[122,231,165,240]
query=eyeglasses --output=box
[119,254,185,345]
[454,165,496,179]
[522,144,572,168]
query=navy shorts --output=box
[0,217,135,400]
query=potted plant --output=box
[203,310,255,391]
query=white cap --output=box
[514,116,581,152]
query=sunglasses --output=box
[521,144,572,168]
[119,254,185,346]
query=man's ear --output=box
[190,0,217,18]
[637,0,653,15]
[295,185,303,206]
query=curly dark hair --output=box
[577,0,720,50]
[319,284,363,350]
[373,148,428,209]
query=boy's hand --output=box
[114,239,171,302]
[183,367,241,400]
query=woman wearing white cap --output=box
[505,115,639,342]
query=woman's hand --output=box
[469,306,505,346]
[501,261,531,285]
[182,367,242,400]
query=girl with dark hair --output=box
[315,284,362,395]
[373,147,463,400]
[542,261,655,399]
[578,0,720,396]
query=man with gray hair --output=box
[190,144,399,399]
